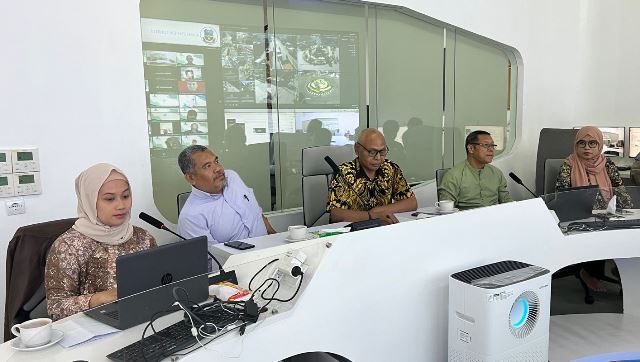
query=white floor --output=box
[549,313,640,361]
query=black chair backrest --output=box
[535,128,578,195]
[4,218,76,341]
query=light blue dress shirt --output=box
[178,170,267,247]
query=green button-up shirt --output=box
[438,160,513,210]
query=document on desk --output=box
[56,314,120,347]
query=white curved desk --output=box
[1,199,639,361]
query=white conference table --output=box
[2,200,640,361]
[211,207,443,264]
[211,222,350,265]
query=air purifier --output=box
[448,260,551,362]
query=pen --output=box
[243,194,249,202]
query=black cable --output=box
[251,277,281,300]
[140,308,178,362]
[248,258,279,291]
[265,273,304,303]
[255,278,281,309]
[170,322,249,358]
[137,265,275,360]
[134,291,249,361]
[260,279,281,301]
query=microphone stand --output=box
[139,212,238,285]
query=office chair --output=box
[543,158,565,196]
[301,145,355,227]
[544,159,623,304]
[4,218,76,341]
[535,128,578,195]
[553,261,622,305]
[177,191,191,216]
[435,168,450,201]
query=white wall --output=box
[2,0,640,330]
[382,0,640,201]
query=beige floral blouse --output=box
[45,226,156,320]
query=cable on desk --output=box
[140,308,186,362]
[127,260,304,361]
[248,258,279,291]
[253,267,305,309]
[169,321,248,358]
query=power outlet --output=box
[6,199,25,216]
[272,268,285,282]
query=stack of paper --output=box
[55,315,120,347]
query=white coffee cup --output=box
[288,225,308,240]
[435,200,455,212]
[11,318,52,348]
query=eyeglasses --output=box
[356,142,389,158]
[470,143,498,150]
[576,140,599,149]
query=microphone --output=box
[324,156,341,175]
[139,212,184,240]
[138,212,224,273]
[324,156,383,233]
[508,172,537,198]
[324,156,371,214]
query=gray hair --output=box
[178,145,210,174]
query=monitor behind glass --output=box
[629,127,640,158]
[116,236,208,299]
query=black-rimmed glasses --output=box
[356,142,389,158]
[470,143,498,150]
[576,140,599,149]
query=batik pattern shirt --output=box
[555,158,632,209]
[327,158,414,211]
[45,226,156,320]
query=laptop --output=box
[545,185,600,222]
[85,236,209,330]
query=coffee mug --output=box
[435,200,454,212]
[11,318,52,348]
[288,225,308,240]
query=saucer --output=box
[436,208,459,214]
[11,329,64,352]
[284,233,319,243]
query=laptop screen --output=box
[545,185,600,222]
[116,236,208,298]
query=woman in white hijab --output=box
[45,163,156,320]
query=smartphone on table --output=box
[224,241,255,250]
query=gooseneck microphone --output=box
[508,172,537,198]
[138,212,224,272]
[324,156,372,218]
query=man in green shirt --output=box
[438,130,513,210]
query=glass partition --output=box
[451,31,515,164]
[140,0,271,223]
[138,0,520,222]
[270,0,367,209]
[371,7,446,183]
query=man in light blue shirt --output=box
[177,145,276,266]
